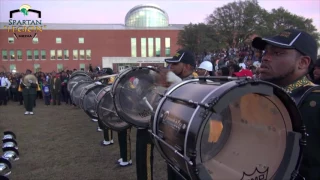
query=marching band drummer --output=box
[135,50,197,180]
[0,72,11,106]
[98,68,133,167]
[20,69,38,115]
[252,29,320,180]
[163,49,198,180]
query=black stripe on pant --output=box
[99,119,113,141]
[103,128,113,141]
[118,128,131,162]
[136,128,154,180]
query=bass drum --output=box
[111,66,164,128]
[70,81,93,107]
[151,77,304,180]
[67,71,92,93]
[97,86,131,131]
[80,83,106,118]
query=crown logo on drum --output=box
[241,167,268,180]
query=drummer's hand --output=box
[95,81,102,85]
[154,68,171,88]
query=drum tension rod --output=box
[165,95,210,109]
[148,130,194,166]
[198,76,250,82]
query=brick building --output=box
[0,4,185,73]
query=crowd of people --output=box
[195,45,320,85]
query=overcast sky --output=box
[1,0,319,31]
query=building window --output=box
[27,50,32,60]
[79,37,84,44]
[79,50,85,60]
[56,37,62,44]
[57,50,62,60]
[165,37,171,57]
[41,50,46,60]
[73,50,78,60]
[131,38,137,57]
[64,50,69,60]
[148,38,154,57]
[57,64,63,72]
[33,37,39,44]
[141,38,147,57]
[34,64,40,72]
[2,50,8,60]
[17,50,22,60]
[86,50,91,60]
[80,64,85,71]
[34,50,39,60]
[8,37,14,44]
[9,50,15,60]
[10,64,16,72]
[50,50,56,60]
[155,38,161,57]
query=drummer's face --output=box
[197,68,207,76]
[169,62,184,76]
[260,45,309,85]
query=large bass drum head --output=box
[70,81,93,107]
[67,71,92,92]
[97,86,131,131]
[112,67,161,128]
[154,80,302,180]
[82,84,106,118]
[197,81,301,180]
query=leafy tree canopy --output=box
[177,0,319,55]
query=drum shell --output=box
[152,79,303,180]
[111,66,160,128]
[97,86,131,131]
[81,83,106,118]
[67,71,92,92]
[70,81,93,107]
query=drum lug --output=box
[235,79,248,86]
[158,130,164,139]
[299,125,307,146]
[209,97,219,107]
[188,150,197,158]
[194,167,199,175]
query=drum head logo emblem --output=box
[241,167,268,180]
[162,111,169,120]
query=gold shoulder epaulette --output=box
[192,72,199,78]
[108,76,115,84]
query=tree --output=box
[177,0,320,51]
[206,0,266,47]
[177,23,224,56]
[266,7,320,42]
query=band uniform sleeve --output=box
[5,78,11,89]
[299,92,320,168]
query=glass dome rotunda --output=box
[125,4,169,27]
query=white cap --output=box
[198,61,213,71]
[253,61,261,68]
